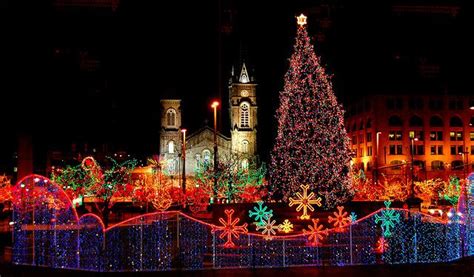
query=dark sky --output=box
[2,0,467,170]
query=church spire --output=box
[239,62,250,83]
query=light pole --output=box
[211,101,219,203]
[181,128,187,196]
[374,131,382,186]
[410,137,419,198]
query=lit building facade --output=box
[345,94,474,178]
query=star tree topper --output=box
[296,13,307,27]
[289,184,322,220]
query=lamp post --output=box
[211,101,219,203]
[410,137,418,198]
[181,128,187,196]
[374,131,382,186]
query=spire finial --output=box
[297,13,307,27]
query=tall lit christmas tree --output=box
[270,14,353,208]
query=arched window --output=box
[449,116,463,127]
[413,160,425,170]
[429,116,443,127]
[390,160,404,170]
[240,103,250,128]
[241,140,249,153]
[166,109,176,127]
[366,118,372,128]
[409,115,423,127]
[388,115,403,126]
[168,141,174,153]
[451,160,464,170]
[352,123,357,131]
[359,120,364,130]
[203,149,211,164]
[431,160,444,171]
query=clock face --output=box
[241,90,249,97]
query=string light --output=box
[270,14,353,208]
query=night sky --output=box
[2,0,467,171]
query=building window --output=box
[388,116,403,126]
[411,145,424,155]
[166,109,177,127]
[366,118,372,128]
[352,123,357,131]
[431,160,444,170]
[413,160,425,170]
[359,148,364,157]
[358,134,364,144]
[429,131,443,141]
[471,146,474,155]
[448,99,463,110]
[390,160,403,170]
[470,132,474,141]
[240,103,250,128]
[352,136,357,145]
[450,145,463,155]
[470,117,474,127]
[241,140,249,153]
[451,160,464,170]
[195,154,201,170]
[366,133,372,142]
[367,146,373,156]
[168,141,175,153]
[450,131,463,141]
[389,145,402,155]
[409,115,423,127]
[430,146,443,155]
[429,99,443,110]
[429,116,444,127]
[359,121,364,130]
[449,116,463,127]
[203,149,211,164]
[409,130,424,141]
[389,131,402,141]
[409,98,423,110]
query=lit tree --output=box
[194,154,267,203]
[270,14,353,208]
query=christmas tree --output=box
[270,14,353,208]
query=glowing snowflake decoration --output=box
[279,219,294,233]
[289,184,322,220]
[303,218,328,246]
[212,209,248,248]
[249,201,273,226]
[328,206,351,230]
[256,215,279,240]
[375,237,389,254]
[374,201,400,237]
[350,212,357,223]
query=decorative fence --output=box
[11,174,474,272]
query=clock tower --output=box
[228,62,258,157]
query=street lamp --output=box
[181,128,187,196]
[211,100,220,203]
[410,137,419,198]
[374,131,382,186]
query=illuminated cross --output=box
[297,13,307,27]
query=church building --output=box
[159,63,258,178]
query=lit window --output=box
[166,109,176,127]
[168,141,174,153]
[242,159,249,170]
[240,103,250,128]
[203,149,211,164]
